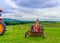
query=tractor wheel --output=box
[0,22,6,35]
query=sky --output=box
[0,0,60,21]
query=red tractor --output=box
[0,8,6,35]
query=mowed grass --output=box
[0,23,60,43]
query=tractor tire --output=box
[0,22,6,35]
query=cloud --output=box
[2,6,60,21]
[1,0,60,21]
[12,0,60,8]
[5,0,19,8]
[1,13,15,19]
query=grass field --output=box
[0,23,60,43]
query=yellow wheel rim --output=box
[0,23,4,33]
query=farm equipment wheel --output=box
[25,31,30,38]
[42,32,46,39]
[0,22,6,35]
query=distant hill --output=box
[3,18,60,25]
[3,18,20,22]
[3,18,20,25]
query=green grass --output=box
[0,24,60,43]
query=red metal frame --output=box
[0,8,3,20]
[0,18,3,20]
[0,8,3,12]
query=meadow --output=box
[0,22,60,43]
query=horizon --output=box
[3,18,60,22]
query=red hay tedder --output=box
[25,19,46,38]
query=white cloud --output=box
[1,13,15,19]
[5,0,19,8]
[2,0,60,21]
[21,15,38,19]
[2,6,60,21]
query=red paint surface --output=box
[0,18,3,20]
[33,24,39,31]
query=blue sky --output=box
[0,0,60,21]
